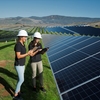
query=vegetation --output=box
[0,40,60,100]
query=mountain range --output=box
[0,15,100,27]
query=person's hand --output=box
[37,49,42,52]
[27,50,33,55]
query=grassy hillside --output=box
[0,40,60,100]
[0,15,100,28]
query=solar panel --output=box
[62,77,100,100]
[47,36,82,55]
[64,26,100,36]
[55,56,100,92]
[50,51,88,72]
[45,26,100,36]
[81,41,100,55]
[42,34,100,100]
[94,53,100,59]
[45,27,74,34]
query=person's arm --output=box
[28,42,42,56]
[30,49,42,56]
[16,50,32,59]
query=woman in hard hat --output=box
[13,30,39,100]
[28,32,46,93]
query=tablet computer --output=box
[40,47,49,54]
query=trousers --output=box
[31,61,43,87]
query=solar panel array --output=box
[42,34,100,100]
[45,27,74,34]
[64,26,100,36]
[45,26,100,36]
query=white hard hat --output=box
[17,30,28,36]
[33,32,42,39]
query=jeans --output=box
[15,65,25,93]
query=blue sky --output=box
[0,0,100,18]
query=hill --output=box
[0,15,100,29]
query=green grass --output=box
[0,41,60,100]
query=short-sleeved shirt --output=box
[28,40,42,63]
[14,42,26,66]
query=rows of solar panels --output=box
[45,26,100,36]
[42,34,100,100]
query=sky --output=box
[0,0,100,18]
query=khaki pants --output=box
[31,61,43,87]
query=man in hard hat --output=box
[28,32,46,93]
[13,30,39,100]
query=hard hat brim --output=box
[17,35,28,36]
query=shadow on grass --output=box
[22,60,40,100]
[0,67,17,96]
[0,67,17,80]
[0,76,14,96]
[0,42,15,50]
[22,59,54,100]
[43,64,51,70]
